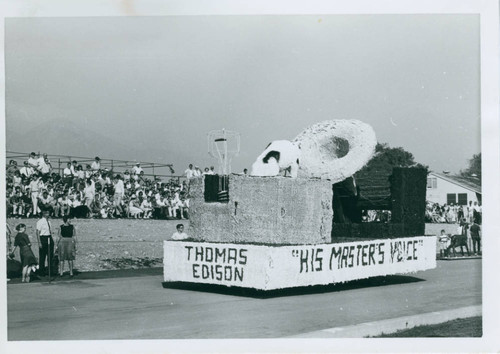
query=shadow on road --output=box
[162,274,425,298]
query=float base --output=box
[163,236,436,291]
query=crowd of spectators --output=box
[9,152,483,226]
[425,201,482,225]
[6,153,195,220]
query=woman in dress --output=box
[9,223,38,282]
[57,216,77,277]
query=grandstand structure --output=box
[6,150,184,182]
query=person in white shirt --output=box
[103,172,112,186]
[91,157,101,171]
[46,185,55,197]
[37,153,46,167]
[36,210,54,276]
[128,196,143,218]
[20,161,34,180]
[170,190,181,217]
[132,163,143,175]
[76,165,85,181]
[171,224,189,240]
[466,201,473,223]
[70,160,78,176]
[27,152,39,170]
[38,190,55,216]
[29,175,44,217]
[154,194,165,217]
[193,166,202,177]
[58,193,71,217]
[169,195,177,218]
[140,197,153,218]
[67,195,75,209]
[70,161,79,187]
[63,162,73,186]
[12,171,22,188]
[184,164,195,180]
[72,196,82,208]
[83,179,95,207]
[438,229,451,257]
[113,175,125,216]
[163,195,174,218]
[10,189,24,217]
[85,165,93,179]
[38,155,52,175]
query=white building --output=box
[426,172,481,206]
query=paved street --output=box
[7,259,481,340]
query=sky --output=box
[5,15,480,176]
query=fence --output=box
[6,150,187,184]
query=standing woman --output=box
[9,223,38,282]
[57,216,77,277]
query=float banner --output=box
[163,236,436,290]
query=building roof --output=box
[429,172,481,194]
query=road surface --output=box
[7,259,481,340]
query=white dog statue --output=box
[250,140,301,178]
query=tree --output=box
[355,142,428,177]
[460,153,481,179]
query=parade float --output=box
[163,120,436,291]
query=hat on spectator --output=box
[23,161,28,165]
[136,162,140,165]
